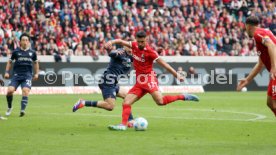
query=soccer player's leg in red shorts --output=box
[267,79,276,117]
[108,84,146,130]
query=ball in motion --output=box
[241,87,247,92]
[134,117,148,131]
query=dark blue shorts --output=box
[9,75,32,90]
[98,83,119,100]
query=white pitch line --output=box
[34,108,274,122]
[134,107,267,121]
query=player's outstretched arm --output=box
[156,58,184,82]
[104,39,132,50]
[237,57,263,91]
[4,60,12,79]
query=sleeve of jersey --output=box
[108,51,117,58]
[151,50,159,61]
[32,52,38,62]
[9,51,16,61]
[131,41,135,50]
[254,32,270,45]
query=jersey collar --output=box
[20,47,30,51]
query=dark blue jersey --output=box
[10,48,37,76]
[101,48,132,83]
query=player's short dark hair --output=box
[245,16,260,26]
[135,31,147,38]
[20,33,30,41]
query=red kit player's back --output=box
[131,42,159,75]
[254,28,276,71]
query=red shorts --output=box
[128,74,159,98]
[267,79,276,100]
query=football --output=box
[134,117,148,131]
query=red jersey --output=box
[131,42,159,75]
[254,28,276,71]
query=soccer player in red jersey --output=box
[105,31,199,130]
[237,16,276,117]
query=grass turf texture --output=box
[0,92,276,155]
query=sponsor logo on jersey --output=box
[18,57,32,62]
[132,54,145,62]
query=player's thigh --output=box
[21,77,32,89]
[124,93,140,105]
[117,86,128,99]
[150,90,163,105]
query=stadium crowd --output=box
[0,0,275,60]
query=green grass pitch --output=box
[0,92,276,155]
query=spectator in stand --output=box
[0,0,275,58]
[222,37,233,55]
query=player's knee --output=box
[22,88,30,96]
[106,103,115,111]
[155,99,164,106]
[7,89,14,95]
[7,91,13,96]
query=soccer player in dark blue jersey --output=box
[72,47,134,126]
[4,33,39,117]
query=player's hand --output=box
[237,78,249,91]
[116,49,125,55]
[270,68,276,80]
[4,73,9,79]
[104,41,113,50]
[0,79,4,86]
[33,74,39,81]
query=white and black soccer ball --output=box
[134,117,148,131]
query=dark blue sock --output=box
[21,96,28,111]
[6,95,13,108]
[128,113,134,121]
[85,101,97,107]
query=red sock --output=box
[122,104,131,125]
[162,95,184,105]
